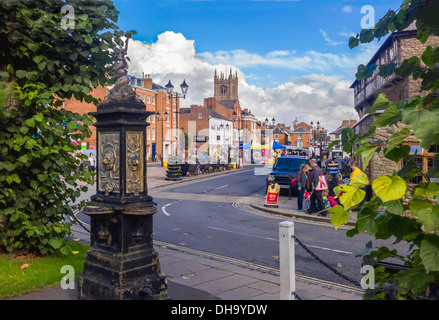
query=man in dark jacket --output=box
[308,158,326,216]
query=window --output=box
[198,113,202,120]
[147,127,150,140]
[273,158,305,171]
[142,94,145,102]
[399,144,437,184]
[166,108,170,122]
[152,129,155,140]
[173,111,176,123]
[147,95,151,104]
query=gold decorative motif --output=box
[126,131,143,196]
[99,132,120,195]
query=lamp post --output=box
[233,111,244,167]
[156,110,168,167]
[310,121,328,161]
[165,79,189,163]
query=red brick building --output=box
[63,85,107,149]
[63,74,181,163]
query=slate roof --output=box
[207,109,232,122]
[292,126,310,134]
[217,100,237,109]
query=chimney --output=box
[143,74,152,90]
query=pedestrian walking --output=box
[350,161,362,181]
[295,163,310,211]
[88,153,96,180]
[309,158,327,216]
[327,158,340,179]
[327,174,337,197]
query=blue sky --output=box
[114,0,404,130]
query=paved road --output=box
[76,166,410,288]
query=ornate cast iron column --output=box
[77,39,168,300]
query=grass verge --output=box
[0,241,89,299]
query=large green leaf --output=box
[329,205,350,230]
[373,105,400,127]
[356,207,377,235]
[349,172,369,187]
[413,119,439,150]
[417,206,439,233]
[385,200,404,216]
[420,239,439,273]
[367,93,389,115]
[372,175,407,202]
[356,144,378,171]
[336,185,366,210]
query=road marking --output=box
[207,226,278,242]
[162,200,180,216]
[206,226,353,255]
[215,184,228,190]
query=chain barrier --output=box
[292,291,302,300]
[292,235,362,288]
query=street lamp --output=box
[156,110,168,167]
[165,79,189,162]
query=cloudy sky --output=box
[115,0,402,131]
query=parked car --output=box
[265,155,308,195]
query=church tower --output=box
[214,68,238,101]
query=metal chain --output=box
[292,291,302,300]
[292,235,362,288]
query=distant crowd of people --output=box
[294,156,362,216]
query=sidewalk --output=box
[8,166,363,301]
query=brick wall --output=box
[63,85,107,149]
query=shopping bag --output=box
[314,168,328,191]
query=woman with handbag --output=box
[295,163,310,211]
[309,158,328,216]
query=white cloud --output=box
[342,5,353,13]
[127,31,374,131]
[319,28,345,47]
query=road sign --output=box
[313,144,317,149]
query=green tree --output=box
[329,0,439,299]
[0,0,135,256]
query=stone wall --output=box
[352,33,439,180]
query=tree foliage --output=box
[0,0,135,255]
[329,0,439,299]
